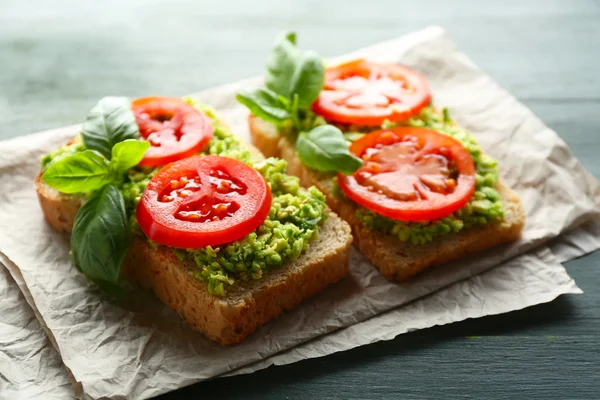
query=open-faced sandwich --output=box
[238,32,525,281]
[36,95,352,345]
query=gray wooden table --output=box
[1,1,598,398]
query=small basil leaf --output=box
[110,139,150,173]
[285,32,297,45]
[289,50,324,109]
[81,96,140,158]
[265,32,299,98]
[71,184,129,285]
[296,125,363,175]
[236,88,291,124]
[42,150,111,194]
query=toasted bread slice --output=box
[35,142,352,345]
[248,115,526,281]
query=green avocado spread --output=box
[41,140,85,170]
[41,98,327,296]
[293,106,504,246]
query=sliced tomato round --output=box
[132,96,214,167]
[312,59,431,126]
[137,155,272,249]
[338,127,476,221]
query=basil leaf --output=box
[42,150,111,194]
[285,31,297,45]
[265,32,324,110]
[236,88,291,124]
[71,184,129,285]
[81,96,140,158]
[110,139,150,173]
[265,32,299,98]
[296,125,363,175]
[288,50,324,109]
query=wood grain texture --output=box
[0,0,598,398]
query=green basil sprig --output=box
[236,32,362,175]
[236,32,324,131]
[297,125,363,175]
[42,96,149,291]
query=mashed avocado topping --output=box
[41,99,327,295]
[41,139,85,171]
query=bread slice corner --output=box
[248,114,526,281]
[35,146,352,345]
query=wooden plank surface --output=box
[0,0,598,398]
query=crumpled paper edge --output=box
[0,262,75,400]
[0,245,581,397]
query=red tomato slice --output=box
[137,155,272,249]
[312,60,431,126]
[132,96,214,167]
[338,127,476,221]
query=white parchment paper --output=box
[0,27,598,399]
[0,262,74,400]
[0,245,580,398]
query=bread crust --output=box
[248,114,526,281]
[35,145,352,345]
[35,174,84,233]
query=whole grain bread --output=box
[35,141,352,345]
[248,114,526,281]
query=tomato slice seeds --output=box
[312,60,431,126]
[137,155,272,249]
[338,127,476,222]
